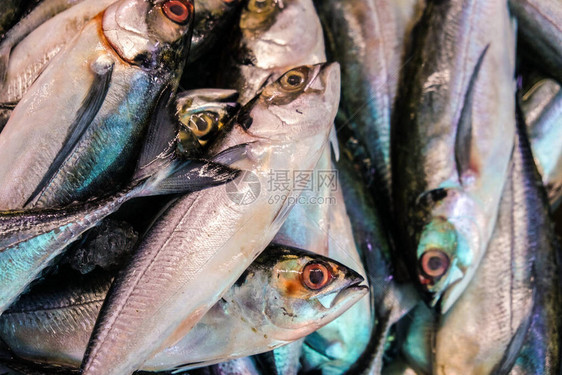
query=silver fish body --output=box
[314,0,415,213]
[0,0,88,88]
[0,0,194,210]
[80,63,340,375]
[521,78,562,208]
[392,0,517,313]
[0,246,367,371]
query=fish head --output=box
[176,89,240,147]
[245,245,368,342]
[103,0,194,71]
[225,63,340,158]
[239,0,325,69]
[414,188,483,314]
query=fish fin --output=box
[329,123,340,161]
[24,57,114,207]
[133,159,240,198]
[454,45,489,185]
[212,143,254,165]
[134,86,180,180]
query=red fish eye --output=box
[163,0,193,24]
[302,263,331,290]
[419,249,450,279]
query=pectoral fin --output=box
[24,56,114,207]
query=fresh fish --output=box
[0,0,242,114]
[392,0,517,313]
[0,246,367,371]
[314,0,419,214]
[0,0,195,210]
[0,0,116,108]
[398,106,560,375]
[0,0,87,89]
[175,88,239,149]
[220,0,326,104]
[0,120,237,315]
[521,78,562,208]
[80,63,340,375]
[509,0,562,83]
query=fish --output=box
[175,88,240,149]
[314,0,422,217]
[392,0,517,313]
[0,245,367,372]
[0,0,116,109]
[80,63,340,375]
[506,106,562,375]
[0,111,238,314]
[0,0,243,114]
[220,0,326,105]
[0,0,89,91]
[509,0,562,84]
[397,104,560,375]
[521,78,562,208]
[0,0,195,210]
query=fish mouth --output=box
[317,281,368,310]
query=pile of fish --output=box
[0,0,561,374]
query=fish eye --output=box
[248,0,275,13]
[187,112,217,139]
[302,262,331,290]
[419,249,450,280]
[162,0,193,25]
[280,69,308,92]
